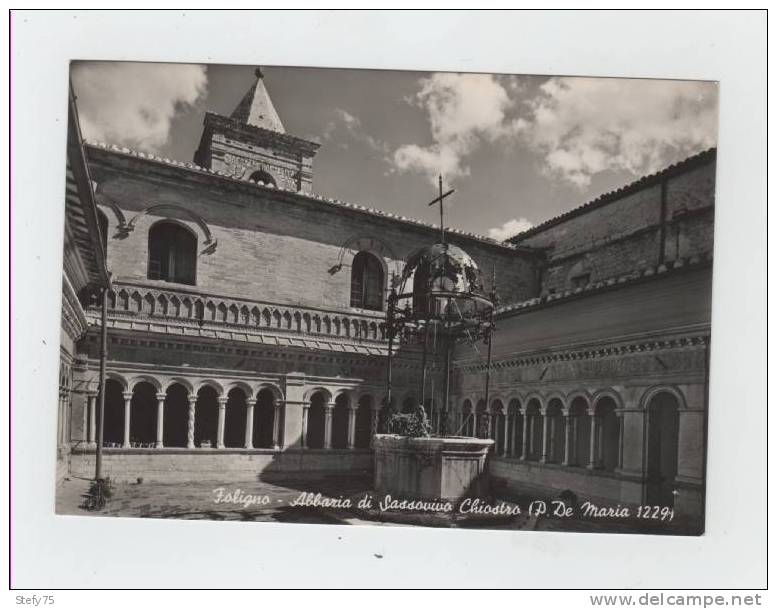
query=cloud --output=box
[488,217,534,241]
[393,73,514,184]
[323,108,388,153]
[515,77,718,187]
[71,62,207,151]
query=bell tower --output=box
[194,67,320,193]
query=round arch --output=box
[147,219,198,285]
[545,390,567,408]
[524,393,544,409]
[128,375,163,392]
[592,388,624,412]
[127,204,215,246]
[163,377,194,394]
[566,389,594,409]
[350,250,385,311]
[225,381,254,401]
[304,386,333,404]
[332,388,354,404]
[640,385,687,411]
[255,382,284,402]
[489,395,507,414]
[248,169,277,187]
[105,371,129,391]
[643,387,683,506]
[195,379,224,397]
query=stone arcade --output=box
[58,69,714,528]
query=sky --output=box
[70,61,719,241]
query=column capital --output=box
[156,392,167,401]
[217,397,229,407]
[188,394,198,405]
[123,391,134,401]
[246,398,257,407]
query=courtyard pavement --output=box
[55,475,534,529]
[56,476,693,534]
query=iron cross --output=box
[427,175,455,244]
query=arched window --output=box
[148,221,197,285]
[350,251,384,311]
[249,170,277,187]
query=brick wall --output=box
[89,149,539,312]
[513,153,716,295]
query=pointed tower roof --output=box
[230,67,286,133]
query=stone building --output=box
[59,87,110,482]
[59,70,714,529]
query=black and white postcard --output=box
[57,61,718,536]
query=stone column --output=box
[540,408,549,463]
[511,415,519,456]
[56,392,63,446]
[187,394,196,449]
[563,413,573,466]
[521,411,530,460]
[572,416,580,465]
[122,391,133,448]
[87,392,97,448]
[371,404,380,435]
[549,415,557,462]
[369,405,379,448]
[616,410,624,470]
[244,398,256,449]
[155,392,166,448]
[501,415,509,456]
[216,397,228,449]
[324,403,334,449]
[301,404,309,449]
[272,402,282,449]
[587,409,597,469]
[347,405,357,449]
[597,414,605,464]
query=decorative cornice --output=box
[457,331,709,374]
[61,273,89,341]
[203,112,320,155]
